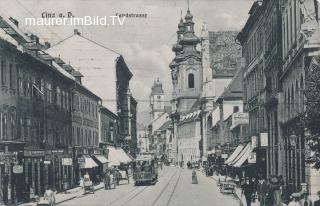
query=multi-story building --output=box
[279,0,320,197]
[262,0,283,179]
[68,67,101,184]
[0,16,75,203]
[236,0,268,177]
[46,30,136,153]
[128,95,138,157]
[97,105,118,174]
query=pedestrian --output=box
[257,177,268,206]
[192,168,198,184]
[288,193,302,206]
[314,191,320,206]
[270,176,282,206]
[299,192,313,206]
[44,186,55,206]
[242,177,254,206]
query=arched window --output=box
[188,73,194,88]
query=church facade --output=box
[169,8,242,163]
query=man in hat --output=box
[288,193,302,206]
[300,192,313,206]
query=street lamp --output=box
[289,132,297,147]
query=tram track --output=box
[107,167,170,206]
[150,168,182,206]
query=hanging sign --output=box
[62,158,72,166]
[13,165,23,174]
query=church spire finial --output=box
[187,0,190,10]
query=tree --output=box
[304,56,320,169]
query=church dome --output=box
[185,9,193,22]
[172,43,183,52]
[151,78,164,94]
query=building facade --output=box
[0,17,75,204]
[237,1,268,177]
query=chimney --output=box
[30,34,39,44]
[9,17,19,27]
[74,29,81,35]
[44,41,51,49]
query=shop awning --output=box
[231,143,253,168]
[107,147,130,165]
[225,144,244,165]
[79,156,98,169]
[93,155,109,164]
[117,149,133,163]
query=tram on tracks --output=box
[133,154,158,185]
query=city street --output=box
[58,167,240,206]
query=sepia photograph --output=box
[0,0,320,205]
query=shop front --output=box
[44,149,73,192]
[74,147,99,184]
[23,149,45,200]
[0,142,24,204]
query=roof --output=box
[219,68,243,100]
[158,121,171,131]
[208,31,242,78]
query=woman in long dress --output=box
[192,168,198,184]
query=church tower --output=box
[149,78,165,120]
[170,8,202,113]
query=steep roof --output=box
[158,121,171,131]
[219,68,243,100]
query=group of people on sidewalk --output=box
[240,175,320,206]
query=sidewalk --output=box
[198,168,288,206]
[17,183,104,206]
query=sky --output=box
[0,0,253,121]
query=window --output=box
[9,64,13,89]
[57,87,61,107]
[188,73,194,88]
[233,106,239,113]
[1,59,6,86]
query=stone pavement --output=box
[17,183,104,206]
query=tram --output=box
[133,154,158,185]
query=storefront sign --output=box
[44,161,51,164]
[93,150,102,155]
[13,165,23,174]
[52,149,64,154]
[221,154,228,159]
[248,152,256,163]
[24,150,45,157]
[231,113,249,129]
[78,157,85,163]
[62,158,72,166]
[260,133,269,147]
